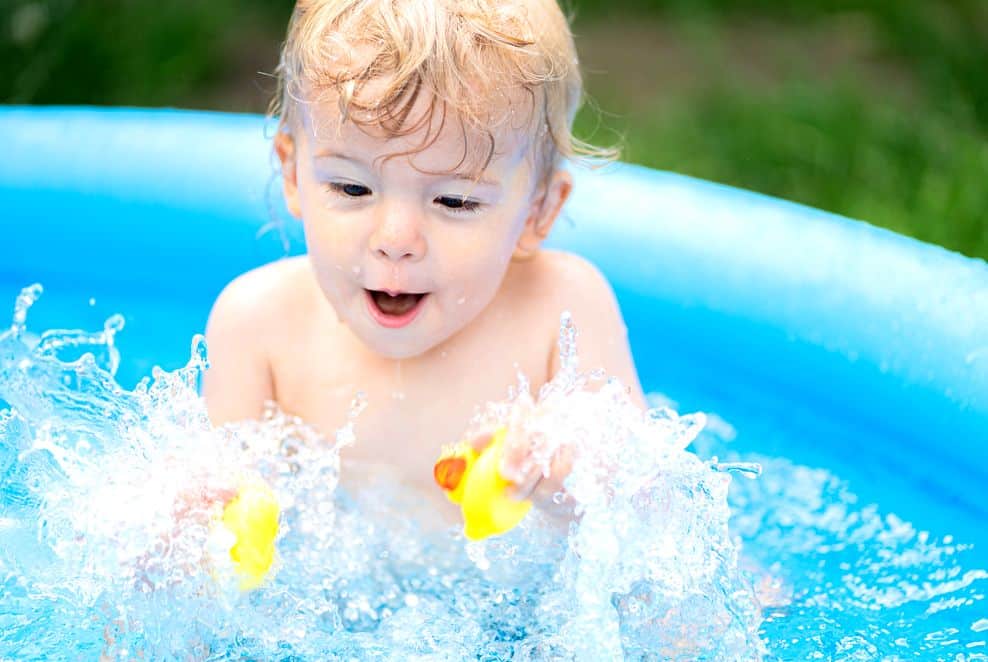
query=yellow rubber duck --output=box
[433,427,532,540]
[220,481,280,591]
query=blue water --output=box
[1,281,986,660]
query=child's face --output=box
[277,94,571,360]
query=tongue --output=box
[373,291,422,316]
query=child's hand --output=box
[467,428,576,518]
[132,481,236,592]
[171,483,237,526]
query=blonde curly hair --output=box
[271,0,617,183]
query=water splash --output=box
[0,288,767,658]
[6,288,982,658]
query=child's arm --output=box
[202,272,277,425]
[472,252,646,518]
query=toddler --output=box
[203,0,645,518]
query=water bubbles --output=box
[9,283,43,335]
[189,334,208,369]
[9,298,981,658]
[710,460,763,479]
[646,406,677,422]
[104,314,125,334]
[556,310,579,375]
[467,541,491,571]
[330,392,367,452]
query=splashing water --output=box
[0,286,763,659]
[1,285,985,660]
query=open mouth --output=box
[365,289,428,328]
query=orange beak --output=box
[434,456,467,491]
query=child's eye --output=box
[435,195,482,213]
[327,182,372,197]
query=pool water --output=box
[1,107,986,660]
[1,281,985,660]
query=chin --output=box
[354,311,445,359]
[361,333,440,360]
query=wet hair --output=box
[270,0,618,184]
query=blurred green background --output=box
[2,0,985,260]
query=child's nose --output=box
[370,208,427,263]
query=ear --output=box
[274,130,302,219]
[513,169,573,261]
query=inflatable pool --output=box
[1,107,986,658]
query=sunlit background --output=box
[3,0,985,260]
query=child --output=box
[203,0,645,518]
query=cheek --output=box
[301,217,345,282]
[299,196,364,261]
[296,161,362,249]
[297,210,366,303]
[437,222,518,292]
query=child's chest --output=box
[269,327,552,494]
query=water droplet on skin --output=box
[557,311,579,374]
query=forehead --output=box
[298,81,536,179]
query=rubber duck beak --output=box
[434,456,467,491]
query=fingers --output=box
[548,444,574,485]
[466,430,496,453]
[499,433,533,482]
[462,426,577,511]
[172,483,236,522]
[203,485,238,503]
[504,443,575,506]
[507,466,544,502]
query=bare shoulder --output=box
[520,250,621,330]
[203,256,314,424]
[206,256,313,342]
[534,249,614,299]
[529,249,646,406]
[528,249,622,344]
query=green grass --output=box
[575,81,987,259]
[570,7,987,260]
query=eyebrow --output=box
[315,149,362,163]
[314,149,501,188]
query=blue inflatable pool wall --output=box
[1,107,985,506]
